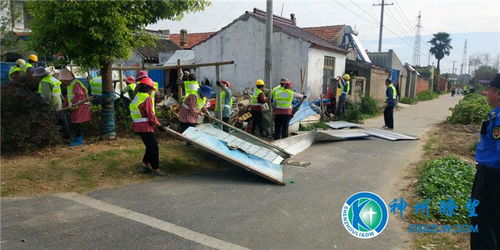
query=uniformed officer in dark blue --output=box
[470,73,500,250]
[383,78,397,130]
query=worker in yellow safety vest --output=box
[8,59,26,81]
[178,85,212,133]
[273,81,304,139]
[336,73,350,118]
[129,77,166,176]
[22,54,38,77]
[215,80,233,131]
[33,66,71,138]
[383,78,397,130]
[183,73,200,97]
[250,79,268,136]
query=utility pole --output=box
[373,0,393,52]
[265,0,273,135]
[460,39,467,75]
[452,60,456,75]
[412,11,422,66]
[428,50,431,66]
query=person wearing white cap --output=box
[8,59,26,81]
[58,68,92,146]
[32,67,71,139]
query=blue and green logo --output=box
[341,192,389,239]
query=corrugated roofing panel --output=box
[178,127,284,185]
[326,121,362,129]
[363,128,418,141]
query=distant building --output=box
[191,8,348,99]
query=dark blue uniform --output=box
[470,77,500,249]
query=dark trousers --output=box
[470,165,500,250]
[58,112,71,139]
[222,117,230,132]
[384,104,394,129]
[137,132,159,170]
[251,110,265,136]
[336,95,347,118]
[72,123,83,137]
[180,122,196,133]
[274,114,291,140]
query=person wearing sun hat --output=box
[178,84,212,133]
[58,68,92,146]
[470,73,500,250]
[129,77,167,176]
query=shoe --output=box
[384,127,394,130]
[69,136,83,146]
[382,125,388,128]
[138,165,152,173]
[151,169,166,176]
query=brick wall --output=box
[438,77,448,91]
[416,76,429,94]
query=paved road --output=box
[1,95,461,250]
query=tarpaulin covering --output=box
[289,101,318,126]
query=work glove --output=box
[157,125,167,133]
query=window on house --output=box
[23,4,32,29]
[324,56,335,69]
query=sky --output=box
[147,0,500,73]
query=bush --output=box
[343,100,363,123]
[359,95,380,115]
[299,121,328,131]
[446,94,489,125]
[416,90,439,101]
[1,80,62,153]
[416,157,475,224]
[400,97,417,105]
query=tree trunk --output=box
[100,62,116,139]
[434,59,441,92]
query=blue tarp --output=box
[289,101,318,126]
[183,126,284,184]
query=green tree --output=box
[428,32,453,73]
[26,0,209,139]
[473,65,498,82]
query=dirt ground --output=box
[400,123,480,249]
[1,136,229,197]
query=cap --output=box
[32,67,49,77]
[199,85,212,98]
[139,77,155,90]
[58,68,74,81]
[136,71,148,81]
[126,76,136,84]
[385,78,392,83]
[481,73,500,88]
[28,54,38,62]
[16,58,26,66]
[221,80,230,88]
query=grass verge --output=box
[1,137,229,197]
[404,123,479,249]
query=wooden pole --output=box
[215,65,222,121]
[111,61,234,71]
[177,59,182,102]
[118,64,123,93]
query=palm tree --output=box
[428,32,453,72]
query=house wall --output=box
[438,77,448,91]
[416,76,429,94]
[193,17,310,96]
[369,67,390,102]
[306,47,346,99]
[0,1,28,32]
